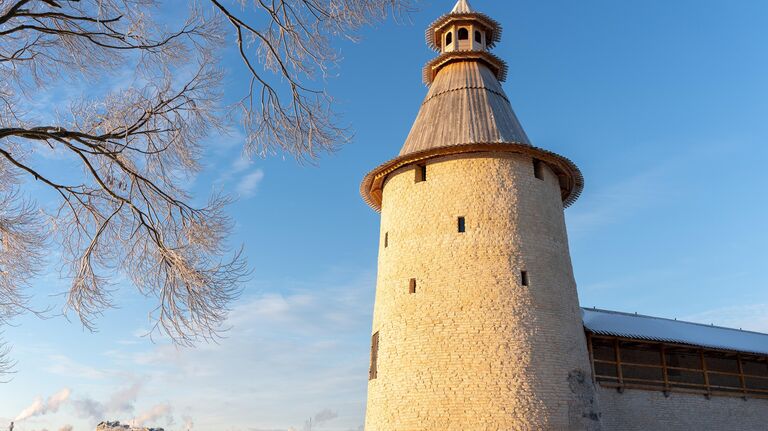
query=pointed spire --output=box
[451,0,474,14]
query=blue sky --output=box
[2,0,768,430]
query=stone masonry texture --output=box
[598,386,768,430]
[364,153,601,430]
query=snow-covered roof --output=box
[582,308,768,356]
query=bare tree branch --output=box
[0,338,15,381]
[0,0,415,366]
[208,0,415,160]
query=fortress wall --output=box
[598,387,768,431]
[364,153,599,431]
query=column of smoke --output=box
[14,389,71,422]
[129,404,172,428]
[182,415,194,431]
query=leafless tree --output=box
[0,0,413,375]
[0,338,15,380]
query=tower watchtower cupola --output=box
[422,0,508,88]
[427,0,500,54]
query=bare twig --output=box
[0,0,414,360]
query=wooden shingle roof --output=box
[404,60,527,155]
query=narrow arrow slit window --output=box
[415,163,427,183]
[369,331,379,380]
[533,159,544,180]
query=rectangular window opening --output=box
[369,332,379,380]
[458,216,466,233]
[409,278,417,294]
[533,159,544,180]
[521,270,529,286]
[384,232,388,248]
[415,163,427,183]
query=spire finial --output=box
[451,0,474,14]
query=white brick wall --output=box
[364,153,600,430]
[598,386,768,430]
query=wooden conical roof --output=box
[361,2,584,212]
[402,60,526,155]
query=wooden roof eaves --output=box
[423,51,508,85]
[360,143,584,212]
[587,332,768,359]
[425,13,503,51]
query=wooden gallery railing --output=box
[587,334,768,400]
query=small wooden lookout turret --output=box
[428,0,499,53]
[421,0,507,84]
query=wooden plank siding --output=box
[588,334,768,400]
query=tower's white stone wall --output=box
[364,153,600,430]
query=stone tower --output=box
[360,1,601,430]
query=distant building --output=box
[96,421,164,431]
[360,0,768,430]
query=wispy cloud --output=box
[216,153,254,185]
[313,409,339,426]
[215,152,264,198]
[44,355,110,380]
[579,265,685,295]
[236,169,265,198]
[3,271,374,430]
[683,304,768,333]
[118,271,376,430]
[567,167,670,236]
[73,380,144,421]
